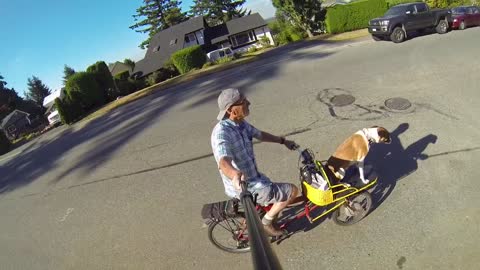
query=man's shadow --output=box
[273,123,438,244]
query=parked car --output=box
[206,47,234,62]
[451,6,480,30]
[368,2,452,43]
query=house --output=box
[0,110,31,140]
[108,62,133,77]
[133,13,274,78]
[42,88,65,126]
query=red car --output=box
[451,6,480,30]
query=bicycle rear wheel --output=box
[333,191,373,226]
[208,215,250,253]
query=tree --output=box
[124,58,135,70]
[272,0,325,37]
[190,0,250,26]
[26,76,51,109]
[130,0,188,49]
[63,65,76,85]
[0,74,20,118]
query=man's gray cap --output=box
[217,88,241,120]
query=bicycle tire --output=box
[208,214,251,253]
[332,191,373,226]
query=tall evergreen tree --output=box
[190,0,249,26]
[0,75,42,119]
[130,0,188,49]
[25,76,51,108]
[0,74,20,118]
[272,0,325,37]
[63,65,76,85]
[124,58,135,70]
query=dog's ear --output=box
[377,127,391,143]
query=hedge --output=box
[65,71,104,112]
[114,70,130,80]
[325,0,388,34]
[86,61,115,101]
[171,45,207,74]
[114,78,138,96]
[55,94,84,125]
[0,130,11,155]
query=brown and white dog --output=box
[326,126,391,184]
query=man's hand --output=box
[283,139,298,150]
[232,172,245,191]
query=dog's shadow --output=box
[365,123,437,212]
[274,123,437,244]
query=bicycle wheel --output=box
[332,191,373,226]
[208,215,250,253]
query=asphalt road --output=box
[1,28,479,270]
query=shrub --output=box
[0,130,11,155]
[386,0,414,7]
[215,57,234,64]
[163,58,180,77]
[55,96,83,125]
[202,62,215,69]
[171,45,207,74]
[86,61,115,101]
[65,71,104,111]
[112,78,136,97]
[325,0,388,34]
[259,36,272,47]
[114,70,130,80]
[132,78,147,91]
[269,20,306,45]
[146,72,161,86]
[247,46,258,53]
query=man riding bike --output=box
[211,88,299,237]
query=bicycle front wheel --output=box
[333,191,373,226]
[208,215,250,253]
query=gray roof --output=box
[1,110,29,129]
[108,62,132,76]
[133,16,207,77]
[210,13,267,44]
[132,13,268,78]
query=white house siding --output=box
[230,27,274,54]
[254,27,274,47]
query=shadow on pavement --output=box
[0,42,338,195]
[365,123,438,213]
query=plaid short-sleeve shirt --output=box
[211,119,272,198]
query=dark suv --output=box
[368,2,451,43]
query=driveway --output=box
[1,29,479,270]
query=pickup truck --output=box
[368,2,452,43]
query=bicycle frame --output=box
[258,159,378,227]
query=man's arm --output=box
[259,131,284,144]
[259,131,297,150]
[218,157,244,190]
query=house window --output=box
[169,39,177,46]
[153,45,161,52]
[231,30,256,47]
[7,125,16,133]
[185,33,196,44]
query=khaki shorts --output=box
[251,182,294,206]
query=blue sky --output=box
[0,0,275,97]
